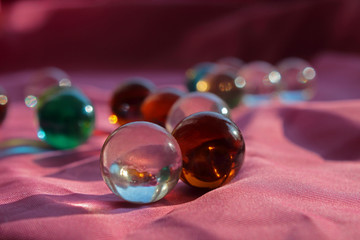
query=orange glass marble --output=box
[141,88,184,127]
[110,78,155,125]
[172,112,245,189]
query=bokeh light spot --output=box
[25,95,38,108]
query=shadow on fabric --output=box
[0,184,208,224]
[280,107,360,161]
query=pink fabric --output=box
[0,52,359,239]
[1,1,360,239]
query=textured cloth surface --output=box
[0,53,359,240]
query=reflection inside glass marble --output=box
[100,122,182,204]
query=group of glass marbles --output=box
[103,78,245,203]
[1,57,314,204]
[0,68,245,204]
[185,57,317,107]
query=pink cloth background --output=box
[1,1,360,239]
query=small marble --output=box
[197,71,245,108]
[277,57,316,101]
[172,112,245,189]
[37,86,95,149]
[216,57,243,74]
[185,62,216,92]
[0,87,8,125]
[110,78,155,125]
[140,88,184,127]
[24,67,71,107]
[237,61,281,106]
[165,92,231,133]
[100,121,182,204]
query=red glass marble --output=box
[140,88,184,127]
[0,87,8,125]
[110,78,155,125]
[172,112,245,189]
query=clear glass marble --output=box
[277,57,316,102]
[165,92,231,133]
[24,67,71,108]
[100,122,182,204]
[216,57,243,74]
[237,61,281,106]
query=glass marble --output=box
[24,67,71,108]
[197,71,245,108]
[237,61,281,106]
[110,78,155,125]
[140,88,184,127]
[100,121,182,204]
[165,92,231,133]
[37,86,95,149]
[0,87,8,125]
[172,112,245,189]
[277,57,316,102]
[216,57,244,74]
[185,62,216,92]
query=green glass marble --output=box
[37,86,95,149]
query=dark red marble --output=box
[172,112,245,189]
[110,78,155,125]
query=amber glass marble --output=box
[172,112,245,189]
[140,88,184,127]
[0,87,8,125]
[198,71,245,108]
[110,78,155,125]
